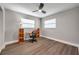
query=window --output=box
[44,18,56,28]
[21,18,35,28]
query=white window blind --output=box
[21,18,35,28]
[44,18,56,28]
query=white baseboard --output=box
[0,40,18,53]
[41,35,79,48]
[5,40,18,45]
[0,44,5,53]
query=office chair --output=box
[29,31,37,43]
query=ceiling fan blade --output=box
[39,3,44,10]
[0,7,2,11]
[32,10,38,12]
[42,10,46,14]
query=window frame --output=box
[44,18,56,28]
[20,18,35,28]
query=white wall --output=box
[41,7,79,46]
[5,9,20,42]
[0,7,4,52]
[5,9,40,43]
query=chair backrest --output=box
[32,31,36,37]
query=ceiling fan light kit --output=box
[38,10,42,12]
[33,3,46,14]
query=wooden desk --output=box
[18,28,40,43]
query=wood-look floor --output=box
[1,37,78,55]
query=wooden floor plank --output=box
[1,37,78,55]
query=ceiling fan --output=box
[32,3,46,14]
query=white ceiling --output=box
[1,3,79,18]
